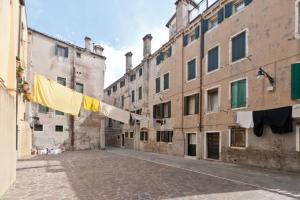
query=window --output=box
[130,132,134,138]
[120,80,125,88]
[125,132,129,138]
[156,77,160,93]
[156,131,173,143]
[55,125,63,132]
[108,118,113,127]
[34,124,43,131]
[140,131,148,142]
[207,46,219,72]
[296,1,300,38]
[55,110,64,115]
[76,52,81,58]
[184,94,199,115]
[231,79,247,109]
[57,77,66,86]
[153,101,171,119]
[139,68,143,76]
[207,88,219,113]
[163,73,169,90]
[131,90,135,102]
[231,31,246,62]
[75,82,84,93]
[234,1,245,13]
[113,85,117,92]
[230,127,246,148]
[291,63,300,99]
[55,45,68,58]
[130,74,136,81]
[138,86,142,100]
[166,47,172,58]
[187,59,196,81]
[107,89,111,96]
[121,95,124,107]
[208,17,218,30]
[38,104,49,114]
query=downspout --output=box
[70,45,76,150]
[181,32,185,156]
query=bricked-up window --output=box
[231,79,246,108]
[231,31,246,62]
[230,127,246,148]
[75,82,84,93]
[138,86,142,100]
[156,77,160,93]
[55,44,68,58]
[187,59,196,81]
[207,46,219,72]
[130,132,134,138]
[34,124,43,131]
[156,131,173,143]
[55,125,63,132]
[139,68,143,76]
[153,101,171,119]
[140,131,148,142]
[163,73,169,90]
[38,104,49,114]
[207,88,219,113]
[184,94,199,115]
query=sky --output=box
[26,0,175,87]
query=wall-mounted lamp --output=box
[256,67,275,87]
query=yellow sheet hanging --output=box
[91,99,100,112]
[83,95,100,112]
[32,73,83,116]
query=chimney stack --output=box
[84,36,92,51]
[94,44,104,56]
[175,0,189,31]
[125,52,133,72]
[143,34,152,58]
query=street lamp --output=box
[256,67,275,86]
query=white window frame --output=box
[229,28,249,65]
[163,72,170,91]
[296,0,300,39]
[204,131,221,160]
[228,127,248,149]
[186,56,198,82]
[184,132,198,158]
[229,77,248,110]
[206,44,221,74]
[205,85,221,114]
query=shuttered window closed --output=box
[231,79,246,108]
[291,63,300,100]
[208,46,219,72]
[232,31,246,62]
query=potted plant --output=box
[23,92,31,102]
[16,65,24,78]
[22,81,29,92]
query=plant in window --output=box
[16,65,24,78]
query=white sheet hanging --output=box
[292,104,300,118]
[99,102,130,124]
[236,111,254,128]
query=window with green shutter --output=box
[195,26,200,39]
[291,63,300,100]
[156,77,160,93]
[231,79,246,108]
[187,59,196,81]
[183,35,189,46]
[217,7,224,24]
[38,104,49,114]
[231,31,246,62]
[167,47,172,57]
[225,2,233,18]
[202,19,209,33]
[244,0,252,6]
[208,46,219,72]
[163,73,169,90]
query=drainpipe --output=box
[181,32,185,156]
[70,45,76,150]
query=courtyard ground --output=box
[2,148,300,200]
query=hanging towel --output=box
[32,73,83,116]
[253,106,293,137]
[131,113,149,128]
[83,95,93,110]
[292,104,300,118]
[91,99,100,112]
[236,111,254,128]
[99,102,130,124]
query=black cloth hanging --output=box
[253,106,293,137]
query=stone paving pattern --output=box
[2,149,300,200]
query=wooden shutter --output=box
[160,52,165,62]
[195,26,200,39]
[167,47,172,57]
[208,46,219,72]
[156,77,160,93]
[168,101,171,117]
[225,2,233,18]
[195,93,199,114]
[156,55,160,65]
[237,79,246,107]
[183,35,189,47]
[232,32,246,62]
[164,73,169,90]
[184,96,189,115]
[244,0,252,6]
[231,82,238,108]
[217,7,224,24]
[65,47,69,58]
[201,19,209,33]
[291,63,300,99]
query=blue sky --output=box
[26,0,175,87]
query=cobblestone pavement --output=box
[2,149,300,200]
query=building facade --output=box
[27,28,106,151]
[104,0,300,172]
[0,0,29,196]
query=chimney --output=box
[143,34,152,58]
[94,44,104,56]
[84,36,92,51]
[125,52,133,72]
[175,0,189,31]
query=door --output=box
[207,132,220,160]
[121,134,125,147]
[187,133,196,156]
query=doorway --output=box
[187,133,196,156]
[121,134,125,147]
[206,132,220,160]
